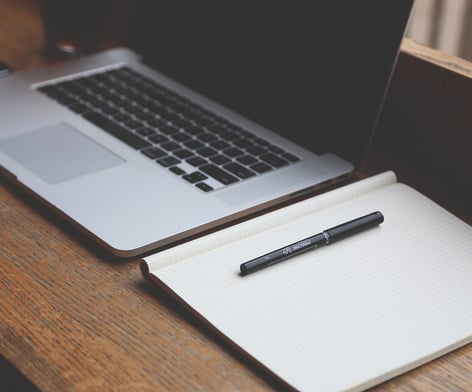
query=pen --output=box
[240,211,384,275]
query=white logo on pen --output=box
[282,239,311,255]
[282,246,293,256]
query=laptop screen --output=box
[131,0,413,168]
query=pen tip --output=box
[376,211,384,223]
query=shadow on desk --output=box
[364,41,472,226]
[1,356,39,392]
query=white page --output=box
[145,176,472,391]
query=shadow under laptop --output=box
[0,174,129,265]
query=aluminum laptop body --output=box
[0,1,413,257]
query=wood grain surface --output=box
[1,1,472,390]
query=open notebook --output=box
[141,171,472,391]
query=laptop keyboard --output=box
[37,66,300,192]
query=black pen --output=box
[240,211,384,275]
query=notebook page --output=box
[148,183,472,391]
[144,171,396,272]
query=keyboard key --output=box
[237,129,255,139]
[232,138,252,149]
[147,118,167,128]
[254,137,270,146]
[210,140,231,150]
[219,130,239,141]
[184,139,204,150]
[160,125,179,135]
[68,102,91,114]
[237,155,258,165]
[112,112,133,123]
[124,119,143,130]
[136,127,156,137]
[160,141,181,151]
[174,149,194,159]
[250,162,273,174]
[226,123,246,133]
[169,166,186,175]
[37,84,62,98]
[187,156,207,167]
[149,134,169,144]
[210,154,231,165]
[223,162,256,179]
[171,132,192,142]
[193,116,214,127]
[246,146,266,156]
[197,133,218,143]
[282,152,300,162]
[178,108,201,120]
[268,145,285,154]
[260,153,289,168]
[83,112,150,149]
[200,164,239,185]
[99,105,119,116]
[58,80,85,96]
[141,146,167,159]
[122,104,140,114]
[185,125,206,135]
[206,124,227,134]
[172,118,193,129]
[134,111,156,122]
[196,147,218,158]
[159,111,180,122]
[183,171,208,184]
[223,147,244,158]
[157,156,181,167]
[196,182,214,192]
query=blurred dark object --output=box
[1,356,39,392]
[40,0,106,56]
[0,60,12,77]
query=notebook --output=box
[141,171,472,391]
[0,1,413,257]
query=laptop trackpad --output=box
[0,122,124,184]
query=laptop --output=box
[0,1,413,257]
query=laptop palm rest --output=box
[0,122,124,184]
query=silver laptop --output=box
[0,1,413,257]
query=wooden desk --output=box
[1,1,471,390]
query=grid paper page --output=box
[147,182,472,391]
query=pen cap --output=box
[326,211,384,242]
